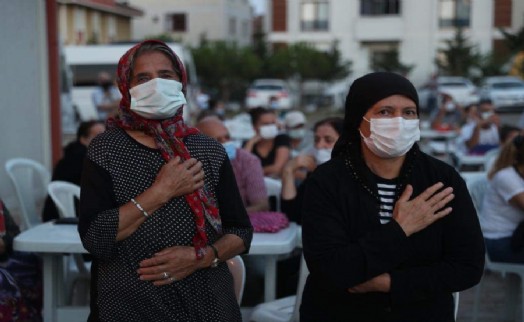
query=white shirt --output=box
[456,121,499,153]
[481,167,524,239]
[92,86,121,120]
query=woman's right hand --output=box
[153,156,205,203]
[243,135,262,152]
[392,182,454,237]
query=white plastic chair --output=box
[5,158,50,230]
[47,181,91,305]
[467,176,524,321]
[466,175,489,213]
[250,227,305,322]
[264,177,282,212]
[226,255,246,305]
[453,292,459,320]
[47,181,81,220]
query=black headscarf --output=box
[332,72,419,157]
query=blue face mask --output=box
[222,142,237,160]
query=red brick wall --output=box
[272,0,287,32]
[494,0,512,27]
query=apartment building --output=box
[58,0,143,45]
[263,0,524,85]
[128,0,254,47]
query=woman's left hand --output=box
[137,246,202,286]
[347,273,391,293]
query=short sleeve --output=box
[492,168,524,203]
[274,134,291,148]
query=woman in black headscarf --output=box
[300,72,484,322]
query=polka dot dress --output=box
[79,128,252,322]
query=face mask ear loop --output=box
[360,117,371,139]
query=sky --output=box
[250,0,265,14]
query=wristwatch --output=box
[209,244,220,268]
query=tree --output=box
[191,41,262,102]
[143,33,176,42]
[501,26,524,53]
[501,22,524,78]
[477,52,508,78]
[322,40,352,81]
[371,48,414,76]
[266,41,351,105]
[436,28,481,77]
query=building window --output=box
[229,17,237,35]
[107,16,116,42]
[360,0,401,16]
[300,1,329,32]
[170,13,187,32]
[439,0,471,28]
[74,7,86,44]
[242,20,249,38]
[365,42,398,68]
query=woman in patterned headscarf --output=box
[79,40,253,322]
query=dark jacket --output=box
[300,143,485,322]
[42,141,86,222]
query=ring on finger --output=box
[162,272,170,280]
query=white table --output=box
[420,129,459,141]
[14,221,298,322]
[249,222,299,301]
[460,171,487,183]
[420,129,459,162]
[453,152,488,171]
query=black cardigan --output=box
[300,144,484,322]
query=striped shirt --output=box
[377,181,397,224]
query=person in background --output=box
[42,120,106,222]
[92,71,121,121]
[243,107,291,178]
[426,72,439,114]
[283,110,309,157]
[268,96,279,110]
[196,98,226,122]
[456,99,500,155]
[79,40,252,321]
[301,72,484,321]
[196,117,269,213]
[429,93,464,131]
[0,199,42,322]
[196,89,210,111]
[281,117,343,224]
[481,135,524,263]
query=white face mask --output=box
[288,128,306,139]
[481,111,494,120]
[445,102,456,112]
[259,124,279,139]
[360,117,420,158]
[130,78,186,119]
[314,148,332,164]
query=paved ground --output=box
[457,270,522,322]
[240,269,522,322]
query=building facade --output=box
[58,0,143,44]
[128,0,254,47]
[263,0,524,86]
